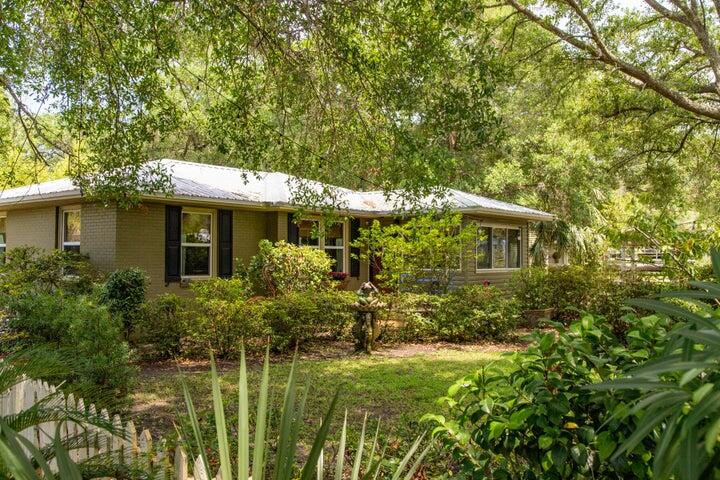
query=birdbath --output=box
[351,282,385,354]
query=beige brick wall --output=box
[81,204,117,272]
[115,203,182,296]
[6,207,57,251]
[114,203,281,296]
[233,210,271,270]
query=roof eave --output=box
[0,190,82,207]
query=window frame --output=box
[0,213,6,259]
[61,207,81,253]
[180,208,214,279]
[475,223,523,272]
[296,218,348,274]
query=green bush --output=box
[65,298,137,406]
[262,293,320,351]
[432,285,518,342]
[184,277,267,358]
[0,246,96,296]
[99,268,148,334]
[135,293,188,359]
[425,313,673,478]
[510,265,683,326]
[509,267,553,310]
[311,290,356,340]
[379,293,440,343]
[5,291,135,408]
[242,240,333,295]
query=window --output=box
[324,222,345,273]
[181,211,212,277]
[297,219,345,273]
[0,215,5,260]
[476,225,521,270]
[62,209,81,253]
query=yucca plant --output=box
[589,248,720,480]
[180,345,431,480]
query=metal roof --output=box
[0,159,554,220]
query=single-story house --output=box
[0,159,553,294]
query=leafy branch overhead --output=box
[501,0,720,122]
[0,1,501,204]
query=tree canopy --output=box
[1,0,718,262]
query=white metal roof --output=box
[0,159,554,220]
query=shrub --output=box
[432,285,518,342]
[5,291,135,408]
[311,290,356,340]
[243,240,334,295]
[0,246,96,296]
[425,313,673,478]
[508,267,552,310]
[66,298,137,406]
[378,293,440,343]
[509,265,683,326]
[99,268,148,334]
[184,278,267,358]
[262,293,320,351]
[135,294,188,359]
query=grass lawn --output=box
[130,342,515,476]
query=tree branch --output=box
[504,0,720,121]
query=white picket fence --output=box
[0,377,219,479]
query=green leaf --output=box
[693,383,714,403]
[300,390,341,480]
[238,343,250,480]
[488,421,506,440]
[538,435,554,450]
[625,298,716,330]
[509,408,533,429]
[210,352,233,480]
[253,344,271,480]
[53,425,82,480]
[335,410,348,480]
[351,413,368,480]
[596,431,616,461]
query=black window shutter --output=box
[287,213,300,244]
[218,209,233,278]
[165,205,182,283]
[350,218,361,277]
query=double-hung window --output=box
[476,225,521,270]
[297,219,346,273]
[62,209,81,253]
[181,210,212,277]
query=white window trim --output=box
[476,223,523,272]
[297,218,348,274]
[61,207,81,252]
[0,212,6,251]
[181,208,214,279]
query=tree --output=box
[352,212,478,293]
[1,1,501,206]
[502,0,720,123]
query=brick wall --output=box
[6,207,57,250]
[81,204,117,272]
[233,210,271,269]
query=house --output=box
[0,159,554,294]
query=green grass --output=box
[131,348,509,476]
